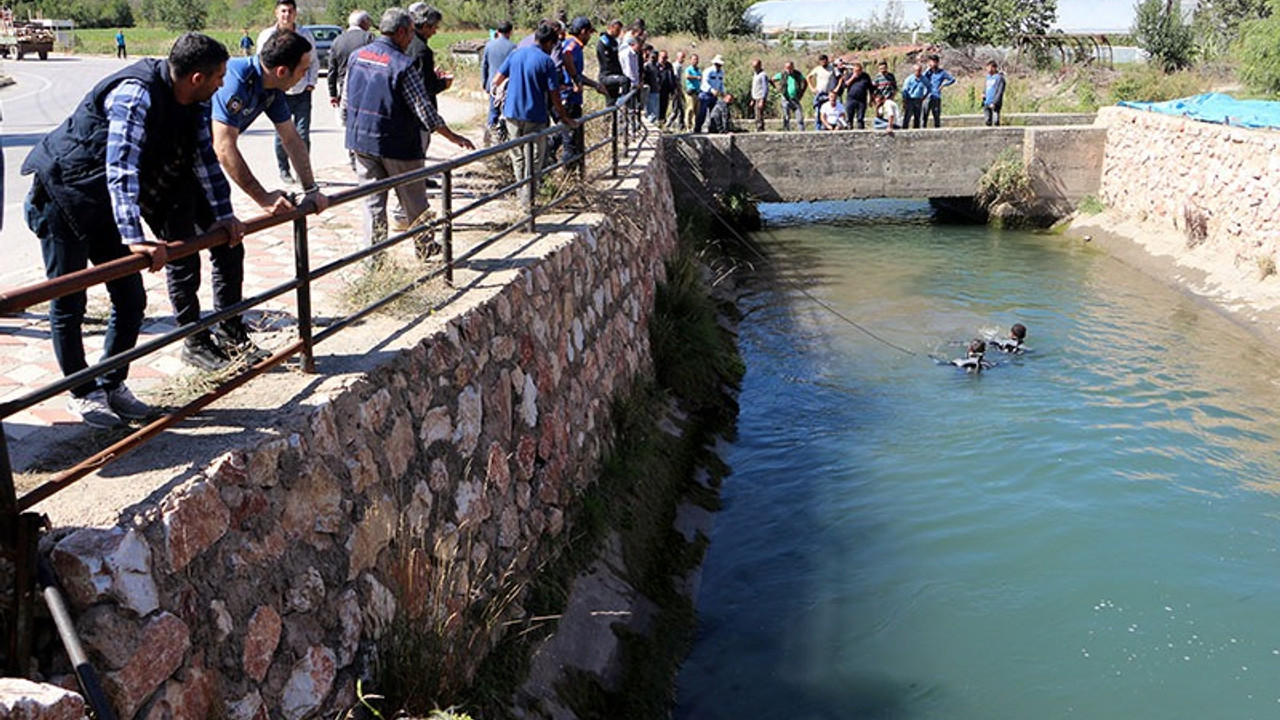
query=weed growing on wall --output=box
[1077,195,1106,215]
[976,147,1034,209]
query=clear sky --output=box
[747,0,1199,35]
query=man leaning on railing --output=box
[19,33,246,429]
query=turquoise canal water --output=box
[674,201,1280,720]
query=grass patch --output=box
[1077,195,1106,215]
[339,256,443,320]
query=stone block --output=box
[486,442,512,495]
[454,386,483,455]
[420,406,452,445]
[347,495,397,580]
[163,480,230,573]
[101,612,190,720]
[51,528,158,615]
[145,661,215,720]
[286,568,326,614]
[384,415,415,481]
[0,679,85,720]
[336,590,362,667]
[243,605,282,683]
[226,692,267,720]
[360,574,397,641]
[282,461,344,544]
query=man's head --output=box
[927,53,940,69]
[569,16,593,42]
[690,53,699,66]
[169,32,230,104]
[711,54,723,68]
[675,50,685,63]
[348,10,372,30]
[1010,323,1026,340]
[818,53,828,67]
[496,20,512,37]
[877,60,888,74]
[379,6,415,50]
[784,60,794,73]
[913,61,924,76]
[606,19,623,38]
[852,62,863,74]
[659,50,668,63]
[409,3,442,39]
[722,92,733,105]
[535,22,559,52]
[273,0,297,30]
[260,29,312,88]
[987,60,999,74]
[751,58,761,72]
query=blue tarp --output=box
[1118,93,1280,130]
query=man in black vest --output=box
[407,3,452,163]
[21,33,244,428]
[344,7,473,259]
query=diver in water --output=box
[951,338,993,373]
[990,323,1028,354]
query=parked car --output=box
[302,24,342,70]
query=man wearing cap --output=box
[257,0,320,185]
[327,10,374,120]
[694,54,725,133]
[200,30,328,371]
[558,17,604,172]
[482,20,515,132]
[344,7,474,257]
[490,22,577,203]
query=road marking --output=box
[0,70,54,104]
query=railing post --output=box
[1,428,24,677]
[7,511,41,679]
[442,170,454,285]
[292,216,315,373]
[525,139,537,233]
[611,106,619,178]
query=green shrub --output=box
[1108,65,1211,102]
[1133,0,1196,72]
[1237,12,1280,96]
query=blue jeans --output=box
[27,179,145,397]
[695,91,716,133]
[275,91,313,177]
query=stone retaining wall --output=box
[1096,106,1280,257]
[31,147,678,720]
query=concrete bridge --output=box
[665,121,1108,216]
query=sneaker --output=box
[67,389,124,429]
[212,320,271,365]
[106,384,154,421]
[279,170,296,185]
[183,331,233,372]
[425,177,441,189]
[415,237,442,262]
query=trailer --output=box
[0,9,54,60]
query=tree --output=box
[1237,8,1280,95]
[1133,0,1195,72]
[1194,0,1272,58]
[927,0,1057,46]
[155,0,206,31]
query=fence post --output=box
[292,216,315,373]
[442,169,454,285]
[1,430,23,676]
[525,139,537,233]
[611,106,619,178]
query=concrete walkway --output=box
[0,92,486,442]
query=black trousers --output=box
[163,193,243,329]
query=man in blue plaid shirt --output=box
[21,33,244,428]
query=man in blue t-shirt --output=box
[922,53,957,128]
[490,23,578,202]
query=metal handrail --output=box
[0,87,651,678]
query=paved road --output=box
[0,52,477,288]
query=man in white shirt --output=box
[257,0,320,184]
[807,53,836,131]
[750,57,770,132]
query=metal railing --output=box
[0,89,649,707]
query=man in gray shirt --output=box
[481,20,515,130]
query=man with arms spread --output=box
[344,7,474,257]
[21,33,244,426]
[257,0,320,184]
[199,30,328,370]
